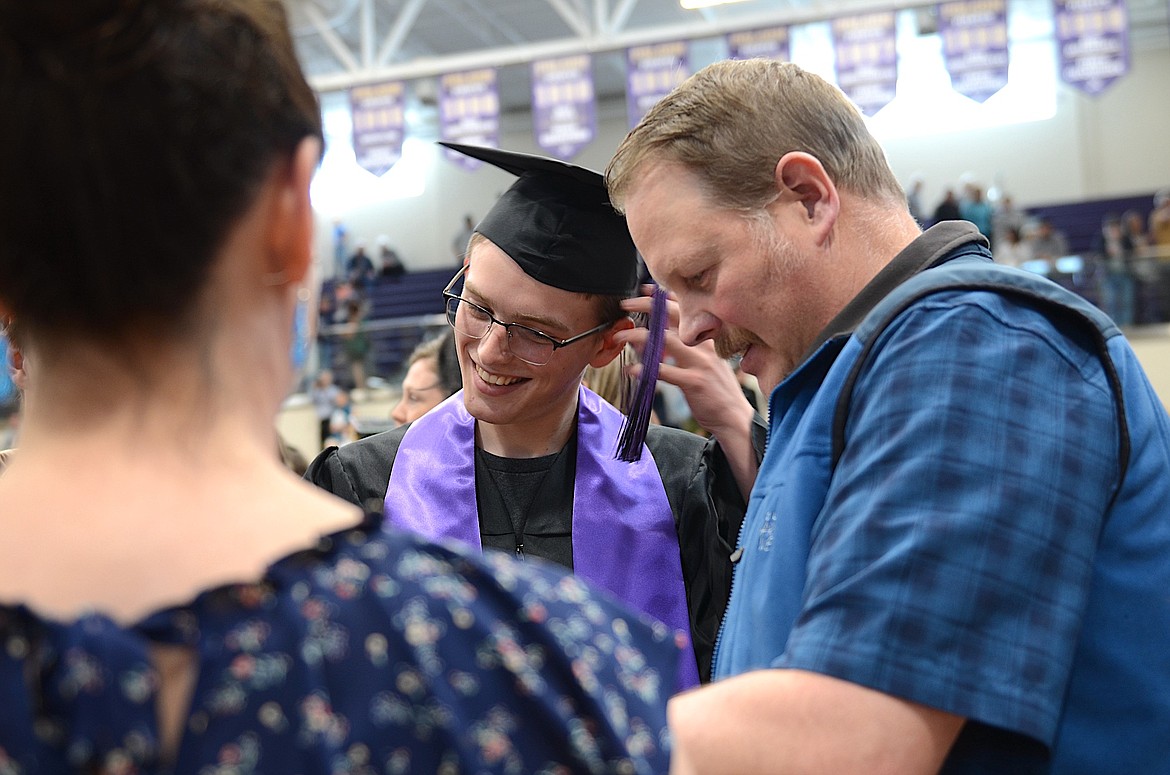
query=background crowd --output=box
[1,2,1169,773]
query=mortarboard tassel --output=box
[615,284,668,462]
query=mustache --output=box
[715,329,757,359]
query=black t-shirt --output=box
[475,432,575,567]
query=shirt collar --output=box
[799,221,988,361]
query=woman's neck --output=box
[18,328,286,457]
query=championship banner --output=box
[1054,0,1130,96]
[626,41,690,129]
[727,26,791,62]
[938,0,1010,102]
[831,11,898,116]
[439,68,500,171]
[532,54,597,160]
[349,81,406,176]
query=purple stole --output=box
[384,385,700,690]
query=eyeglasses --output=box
[442,265,613,366]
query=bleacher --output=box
[1023,192,1169,325]
[318,267,455,386]
[1026,193,1154,254]
[312,193,1168,388]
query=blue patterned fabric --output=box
[788,287,1119,736]
[716,234,1170,771]
[0,513,677,773]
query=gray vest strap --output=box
[830,261,1130,499]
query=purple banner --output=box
[439,68,500,171]
[938,0,1010,102]
[831,11,898,116]
[349,81,406,177]
[532,54,597,160]
[727,26,791,62]
[1054,0,1130,96]
[626,42,690,129]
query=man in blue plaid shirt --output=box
[607,58,1170,774]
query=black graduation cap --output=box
[440,142,639,296]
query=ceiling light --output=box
[680,0,751,9]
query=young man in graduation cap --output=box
[305,143,761,688]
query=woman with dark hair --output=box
[391,330,462,426]
[0,2,676,772]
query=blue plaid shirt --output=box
[716,224,1170,772]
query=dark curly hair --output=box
[0,0,322,340]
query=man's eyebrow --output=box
[658,248,707,288]
[463,279,571,334]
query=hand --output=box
[616,287,758,498]
[617,287,753,439]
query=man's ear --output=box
[772,152,839,246]
[589,317,634,368]
[265,137,322,286]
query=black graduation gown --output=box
[304,420,763,683]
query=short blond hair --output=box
[607,59,905,213]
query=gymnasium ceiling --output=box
[286,0,1170,108]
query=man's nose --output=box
[477,320,513,362]
[677,306,720,347]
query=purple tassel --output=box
[615,285,668,462]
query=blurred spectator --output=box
[1029,218,1070,265]
[327,389,356,445]
[960,185,994,244]
[377,235,406,280]
[996,226,1032,268]
[0,331,18,413]
[346,242,376,294]
[931,189,962,225]
[1124,209,1152,253]
[1151,188,1170,250]
[311,369,342,448]
[340,300,370,391]
[315,282,350,373]
[1095,213,1135,326]
[992,195,1027,247]
[391,330,461,426]
[1125,209,1161,323]
[332,219,348,278]
[0,317,24,472]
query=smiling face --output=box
[623,162,826,393]
[456,238,617,452]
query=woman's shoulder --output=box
[1,522,677,773]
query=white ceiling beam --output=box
[428,0,498,49]
[360,0,376,68]
[302,1,361,73]
[307,0,950,92]
[607,0,640,34]
[593,0,610,34]
[436,0,527,46]
[377,0,430,66]
[546,0,593,38]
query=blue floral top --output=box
[0,512,678,773]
